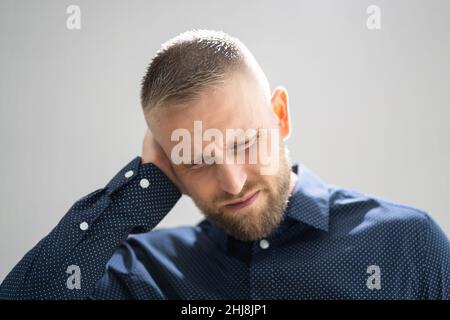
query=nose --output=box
[216,163,247,195]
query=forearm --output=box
[0,157,181,299]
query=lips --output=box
[224,190,260,209]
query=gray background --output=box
[1,0,449,282]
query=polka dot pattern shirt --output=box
[1,157,449,299]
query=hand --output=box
[141,129,186,194]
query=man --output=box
[1,29,449,300]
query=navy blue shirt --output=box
[1,157,449,299]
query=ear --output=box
[271,86,291,140]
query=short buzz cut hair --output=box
[140,29,250,114]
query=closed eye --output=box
[236,132,259,152]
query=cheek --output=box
[248,169,275,193]
[179,171,218,202]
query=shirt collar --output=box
[283,163,330,232]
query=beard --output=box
[192,141,293,242]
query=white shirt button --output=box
[79,222,89,231]
[140,178,150,189]
[124,170,134,178]
[259,239,270,249]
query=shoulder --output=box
[327,185,432,239]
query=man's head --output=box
[141,30,294,241]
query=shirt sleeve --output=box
[0,157,181,300]
[421,214,450,300]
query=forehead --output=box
[152,70,270,146]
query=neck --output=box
[288,171,298,196]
